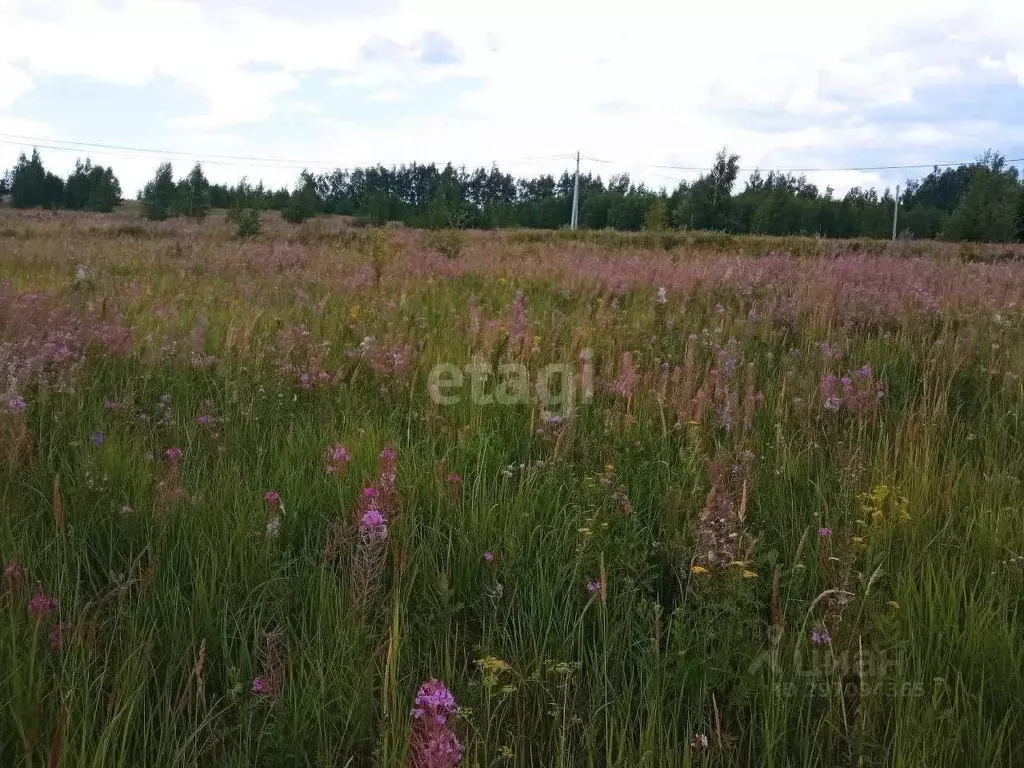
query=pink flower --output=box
[29,591,57,617]
[818,527,832,537]
[251,676,269,694]
[483,552,494,563]
[4,560,22,580]
[329,444,351,464]
[264,491,281,509]
[196,415,212,425]
[8,395,26,413]
[49,621,68,651]
[165,447,182,462]
[446,473,461,485]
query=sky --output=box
[1,0,1023,197]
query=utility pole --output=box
[891,184,900,240]
[570,151,580,230]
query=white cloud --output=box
[0,0,1022,194]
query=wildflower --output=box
[165,447,181,462]
[818,527,832,537]
[251,676,269,695]
[7,395,26,413]
[329,444,350,464]
[196,415,212,425]
[586,579,602,594]
[91,432,105,446]
[412,679,459,720]
[49,621,68,651]
[691,733,709,750]
[29,591,58,617]
[655,286,668,304]
[691,565,709,575]
[483,551,494,563]
[266,516,282,538]
[742,570,758,579]
[359,508,388,541]
[363,486,378,498]
[811,629,831,645]
[264,490,281,509]
[5,560,23,580]
[104,399,118,410]
[446,473,462,485]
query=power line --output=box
[635,157,1024,174]
[4,131,1020,179]
[0,133,576,173]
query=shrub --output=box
[234,208,261,238]
[423,229,464,259]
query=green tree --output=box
[178,163,210,219]
[142,162,177,221]
[11,149,64,209]
[942,157,1020,243]
[1015,185,1024,242]
[63,159,121,212]
[282,171,321,224]
[674,148,739,230]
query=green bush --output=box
[234,208,261,238]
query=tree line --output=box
[3,147,1023,243]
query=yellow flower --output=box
[349,304,360,319]
[499,746,515,758]
[691,565,709,575]
[727,561,746,568]
[742,570,758,579]
[852,536,865,545]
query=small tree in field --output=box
[179,163,211,219]
[142,163,177,221]
[282,171,321,224]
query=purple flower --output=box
[7,395,26,414]
[196,415,212,425]
[413,679,459,719]
[359,508,388,541]
[91,432,105,446]
[811,629,831,645]
[49,621,67,651]
[483,551,494,563]
[379,445,398,462]
[4,560,22,579]
[818,527,832,537]
[29,592,57,617]
[251,676,269,694]
[264,491,281,509]
[446,473,462,485]
[586,579,602,595]
[363,487,378,498]
[329,444,351,464]
[165,447,182,462]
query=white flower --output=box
[655,286,667,304]
[266,516,281,538]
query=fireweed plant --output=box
[1,211,1023,765]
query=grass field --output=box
[2,209,1023,766]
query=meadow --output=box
[1,209,1023,767]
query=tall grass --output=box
[1,210,1022,766]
